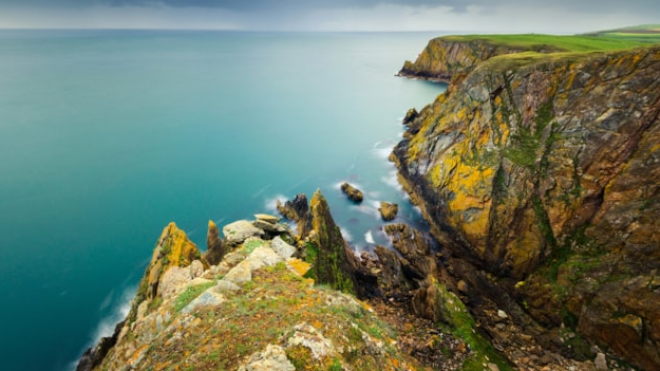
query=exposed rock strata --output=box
[394,45,660,370]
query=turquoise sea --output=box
[0,30,445,371]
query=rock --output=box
[373,245,414,298]
[271,236,297,259]
[394,42,660,369]
[205,220,226,265]
[383,224,436,280]
[308,190,359,295]
[189,260,204,278]
[224,260,252,284]
[378,202,398,221]
[75,320,124,371]
[180,289,225,314]
[497,310,508,319]
[255,214,281,224]
[457,280,468,293]
[223,220,265,245]
[340,182,364,203]
[595,353,608,370]
[287,323,336,359]
[402,108,418,125]
[276,194,311,238]
[487,363,500,371]
[246,246,283,271]
[253,219,287,233]
[238,344,295,371]
[158,266,193,300]
[213,280,240,293]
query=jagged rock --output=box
[308,190,359,295]
[340,182,364,203]
[271,236,297,259]
[402,108,418,125]
[383,224,436,280]
[205,220,226,265]
[373,245,414,299]
[180,290,225,314]
[378,202,398,221]
[75,321,124,371]
[412,277,446,323]
[238,344,295,371]
[394,42,660,369]
[276,194,311,238]
[223,220,265,244]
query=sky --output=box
[0,0,658,32]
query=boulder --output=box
[180,290,225,314]
[340,182,364,203]
[223,220,265,245]
[378,202,398,221]
[253,219,287,233]
[276,194,311,238]
[271,236,297,259]
[254,213,281,224]
[238,344,296,371]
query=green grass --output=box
[173,281,216,312]
[441,33,652,52]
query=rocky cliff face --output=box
[398,37,560,83]
[394,46,660,370]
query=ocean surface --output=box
[0,30,446,371]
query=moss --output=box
[532,194,557,249]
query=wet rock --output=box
[205,220,226,265]
[76,321,124,371]
[340,182,364,203]
[378,202,399,221]
[223,220,265,245]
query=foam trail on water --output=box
[251,184,272,198]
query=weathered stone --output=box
[253,219,287,233]
[238,344,295,371]
[205,220,226,265]
[340,182,364,203]
[246,245,283,271]
[378,202,399,221]
[271,236,297,259]
[308,190,359,295]
[276,194,311,238]
[497,310,508,319]
[223,220,265,244]
[224,260,252,284]
[287,323,336,359]
[181,290,225,314]
[254,213,281,223]
[594,353,608,370]
[189,260,204,278]
[383,224,436,280]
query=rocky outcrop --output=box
[378,202,398,221]
[308,190,359,295]
[78,220,429,371]
[340,182,364,203]
[398,37,560,83]
[394,45,660,369]
[277,194,311,238]
[205,220,226,265]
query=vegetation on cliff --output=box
[395,38,660,370]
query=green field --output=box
[441,25,660,54]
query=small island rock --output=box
[340,182,364,203]
[378,202,398,221]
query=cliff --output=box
[394,45,660,370]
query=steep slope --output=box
[394,46,660,370]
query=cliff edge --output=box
[394,45,660,370]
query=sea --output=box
[0,30,446,371]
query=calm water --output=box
[0,30,445,371]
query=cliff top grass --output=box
[440,33,653,53]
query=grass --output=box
[173,281,216,312]
[441,33,653,52]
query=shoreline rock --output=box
[340,182,364,203]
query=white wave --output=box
[353,203,380,219]
[381,170,402,190]
[365,230,375,244]
[372,141,382,149]
[264,194,288,213]
[372,147,392,160]
[339,226,353,242]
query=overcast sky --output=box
[0,0,658,32]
